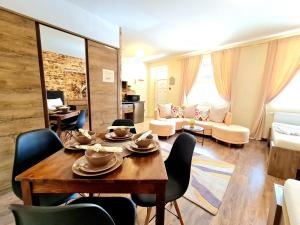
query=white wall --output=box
[0,0,119,48]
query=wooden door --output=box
[87,40,120,132]
[0,10,45,192]
[155,79,168,105]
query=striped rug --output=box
[160,142,235,215]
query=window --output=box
[187,54,226,105]
[269,69,300,110]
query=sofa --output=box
[282,179,300,225]
[151,103,250,145]
[268,112,300,179]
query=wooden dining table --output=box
[15,133,168,225]
[49,110,80,136]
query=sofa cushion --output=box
[183,105,197,118]
[209,105,228,123]
[284,179,300,225]
[171,105,183,118]
[195,105,210,121]
[158,103,172,118]
[167,118,185,130]
[194,120,217,135]
[272,123,300,152]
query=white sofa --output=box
[268,112,300,179]
[153,106,250,145]
[282,179,300,225]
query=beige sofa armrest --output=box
[224,112,232,125]
[154,108,161,120]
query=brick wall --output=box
[43,51,87,100]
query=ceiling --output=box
[67,0,300,59]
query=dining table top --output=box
[49,110,80,120]
[15,132,168,184]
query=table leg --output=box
[21,181,33,205]
[56,118,62,137]
[156,184,166,225]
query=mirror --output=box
[39,25,89,132]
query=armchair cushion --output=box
[158,103,172,118]
[209,105,228,123]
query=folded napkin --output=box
[76,143,123,153]
[107,126,135,130]
[78,128,91,139]
[135,130,152,142]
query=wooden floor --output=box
[0,119,284,225]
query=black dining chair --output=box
[12,128,76,206]
[68,197,136,225]
[131,132,196,225]
[9,203,116,225]
[111,119,136,133]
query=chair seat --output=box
[69,197,136,225]
[131,174,185,207]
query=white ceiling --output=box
[67,0,300,59]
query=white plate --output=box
[125,142,160,154]
[79,155,117,173]
[105,132,132,141]
[130,142,155,151]
[72,154,123,177]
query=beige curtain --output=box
[211,48,240,108]
[251,35,300,140]
[181,55,202,105]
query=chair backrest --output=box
[75,110,86,129]
[12,129,64,199]
[111,119,136,133]
[47,90,64,104]
[9,203,115,225]
[164,132,196,195]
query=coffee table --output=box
[183,125,205,146]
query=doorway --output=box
[155,79,168,106]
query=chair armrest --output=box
[154,108,161,120]
[224,112,232,125]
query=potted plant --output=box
[189,118,195,128]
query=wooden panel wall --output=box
[0,10,45,192]
[87,40,120,132]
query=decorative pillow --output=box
[183,105,197,118]
[47,98,63,110]
[171,105,183,118]
[209,105,229,123]
[158,103,172,118]
[195,106,210,121]
[224,112,232,125]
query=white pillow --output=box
[209,105,228,122]
[183,105,197,118]
[158,103,172,118]
[47,98,63,110]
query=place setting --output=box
[104,126,134,141]
[72,143,124,177]
[64,129,102,151]
[124,130,160,154]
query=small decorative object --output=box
[169,76,175,85]
[189,118,196,128]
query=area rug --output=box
[160,142,235,215]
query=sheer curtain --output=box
[251,35,300,140]
[211,48,240,110]
[180,55,202,105]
